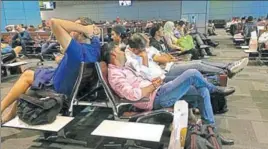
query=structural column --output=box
[180,0,209,33]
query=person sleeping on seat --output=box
[102,42,234,145]
[1,17,101,124]
[149,25,249,80]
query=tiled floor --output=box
[1,29,268,149]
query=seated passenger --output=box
[243,16,257,44]
[150,25,248,78]
[207,20,217,36]
[1,17,101,123]
[11,24,33,57]
[164,21,199,60]
[103,41,235,126]
[182,21,217,57]
[128,32,248,83]
[163,21,185,51]
[258,24,268,50]
[35,25,45,32]
[39,31,60,61]
[111,25,128,50]
[177,21,211,57]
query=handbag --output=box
[184,124,222,149]
[17,89,66,125]
[176,35,195,51]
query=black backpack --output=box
[17,90,66,125]
[185,124,222,149]
[210,94,228,114]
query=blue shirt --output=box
[1,45,13,54]
[53,37,100,96]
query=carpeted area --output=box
[1,29,268,149]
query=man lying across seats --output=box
[102,41,234,145]
[1,17,101,123]
[1,43,22,63]
[149,24,249,80]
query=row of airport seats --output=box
[2,22,224,148]
[225,21,268,65]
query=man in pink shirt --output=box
[102,34,235,126]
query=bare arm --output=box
[50,18,99,53]
[141,84,156,97]
[153,55,171,64]
[139,53,149,67]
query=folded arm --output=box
[164,35,182,50]
[50,18,100,53]
[109,72,155,101]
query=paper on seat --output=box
[3,61,28,67]
[234,38,244,41]
[3,116,74,132]
[91,120,164,142]
[244,50,258,53]
[241,46,249,49]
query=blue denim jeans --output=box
[41,42,59,54]
[164,60,230,82]
[154,69,216,124]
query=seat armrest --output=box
[118,97,150,104]
[169,51,181,55]
[128,108,174,122]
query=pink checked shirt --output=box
[108,64,158,110]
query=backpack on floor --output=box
[184,124,222,149]
[210,94,228,114]
[17,89,66,125]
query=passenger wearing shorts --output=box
[1,17,101,123]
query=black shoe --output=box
[213,42,219,47]
[208,42,219,48]
[213,86,235,96]
[207,52,217,56]
[219,135,234,145]
[200,45,210,49]
[38,54,45,62]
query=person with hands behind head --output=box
[1,17,101,124]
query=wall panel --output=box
[41,1,181,21]
[1,1,41,31]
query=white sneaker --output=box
[229,58,249,74]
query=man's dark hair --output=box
[247,16,253,22]
[242,17,246,20]
[101,42,115,63]
[150,24,162,37]
[178,20,185,27]
[128,33,147,50]
[76,17,94,26]
[112,25,127,36]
